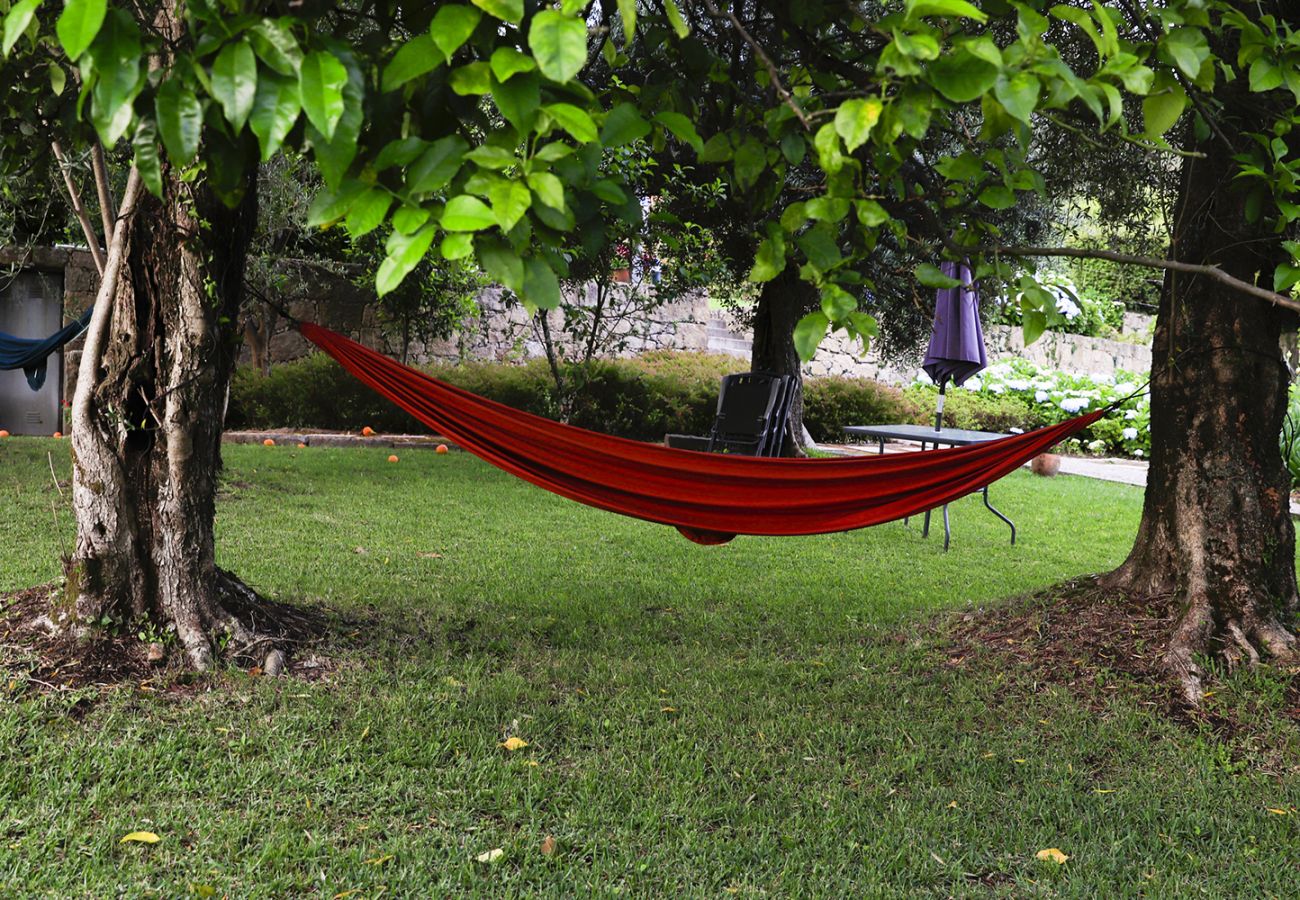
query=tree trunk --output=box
[1103,125,1299,701]
[751,266,816,454]
[66,170,261,669]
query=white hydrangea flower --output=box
[1087,439,1106,452]
[1009,427,1024,434]
[1134,449,1144,457]
[1006,379,1031,391]
[1035,390,1050,403]
[963,377,982,390]
[1122,427,1138,440]
[1124,409,1140,420]
[1059,397,1090,413]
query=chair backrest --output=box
[707,372,792,456]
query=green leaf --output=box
[854,199,890,226]
[492,71,540,130]
[928,49,998,102]
[299,51,348,140]
[248,20,302,76]
[993,72,1039,124]
[601,103,651,147]
[383,35,443,92]
[377,225,436,296]
[466,144,518,170]
[131,119,162,198]
[780,132,805,165]
[442,195,498,231]
[652,111,703,153]
[526,171,566,211]
[155,78,203,166]
[471,0,523,25]
[48,63,66,95]
[529,10,588,83]
[833,98,882,152]
[543,103,597,142]
[1274,263,1300,293]
[663,0,689,38]
[345,188,393,239]
[212,41,258,132]
[391,205,431,234]
[733,139,766,190]
[1142,83,1186,138]
[521,257,561,311]
[249,70,300,162]
[487,179,532,230]
[978,185,1016,209]
[305,181,365,227]
[616,0,636,44]
[749,232,786,283]
[490,46,535,81]
[441,232,474,260]
[820,285,856,321]
[915,263,962,289]
[1161,27,1209,80]
[478,240,524,292]
[905,0,988,23]
[591,179,627,204]
[793,312,830,360]
[450,61,492,95]
[3,0,41,58]
[796,223,842,272]
[87,9,142,145]
[431,5,483,58]
[56,0,105,61]
[1022,308,1047,345]
[1249,57,1283,93]
[408,135,469,193]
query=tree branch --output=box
[91,143,117,239]
[986,244,1300,315]
[50,142,107,276]
[696,0,812,131]
[71,168,143,442]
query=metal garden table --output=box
[840,423,1017,551]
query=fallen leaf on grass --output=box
[475,848,504,863]
[418,552,443,559]
[120,831,161,845]
[947,801,959,809]
[363,854,394,865]
[540,835,557,856]
[353,547,368,555]
[500,737,528,751]
[1094,789,1115,794]
[1266,807,1290,816]
[1036,848,1069,864]
[360,726,370,741]
[660,706,676,713]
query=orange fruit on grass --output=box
[388,454,399,463]
[0,430,9,438]
[263,438,275,447]
[52,431,62,439]
[362,426,375,436]
[297,442,307,448]
[436,444,449,454]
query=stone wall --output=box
[801,320,1155,384]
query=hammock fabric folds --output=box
[301,323,1106,545]
[0,306,93,391]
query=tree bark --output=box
[66,169,261,669]
[751,266,816,453]
[1102,121,1299,702]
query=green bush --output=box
[903,386,1045,433]
[802,378,924,439]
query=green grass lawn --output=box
[1,437,1298,896]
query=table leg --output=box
[942,504,951,551]
[982,486,1016,545]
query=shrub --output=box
[1281,384,1300,489]
[902,386,1043,434]
[802,378,924,439]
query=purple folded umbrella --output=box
[921,260,987,430]
[922,260,987,388]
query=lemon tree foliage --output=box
[1,0,1298,353]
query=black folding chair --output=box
[666,372,793,457]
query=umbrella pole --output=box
[934,378,946,431]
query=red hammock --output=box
[300,323,1105,544]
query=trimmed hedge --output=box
[227,351,1042,442]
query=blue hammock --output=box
[0,306,93,391]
